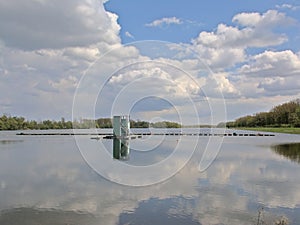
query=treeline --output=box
[150,121,182,128]
[0,115,181,130]
[79,119,182,129]
[227,99,300,128]
[0,115,74,130]
[76,119,181,129]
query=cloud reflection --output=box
[0,133,300,224]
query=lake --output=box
[0,129,300,225]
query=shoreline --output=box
[234,127,300,135]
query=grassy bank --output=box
[235,127,300,135]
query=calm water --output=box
[0,129,300,225]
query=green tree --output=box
[228,99,300,128]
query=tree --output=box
[289,106,300,127]
[227,99,300,128]
[271,100,299,126]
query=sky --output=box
[0,0,300,124]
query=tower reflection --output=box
[113,138,130,160]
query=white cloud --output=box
[233,10,294,28]
[189,10,296,70]
[220,51,300,99]
[0,0,121,50]
[63,46,100,62]
[125,31,135,39]
[194,10,293,50]
[215,50,300,99]
[49,75,79,91]
[191,43,246,69]
[0,0,144,119]
[240,50,300,77]
[191,10,294,70]
[232,12,262,27]
[0,1,299,121]
[208,73,240,97]
[180,9,299,102]
[257,76,300,96]
[107,61,204,100]
[276,4,300,11]
[146,17,182,27]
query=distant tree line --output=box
[75,118,182,129]
[0,115,181,130]
[150,121,181,128]
[227,99,300,128]
[130,120,149,128]
[0,115,74,130]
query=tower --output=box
[113,115,130,138]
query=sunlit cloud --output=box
[145,17,183,27]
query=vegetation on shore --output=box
[226,99,300,132]
[2,99,300,133]
[0,115,181,130]
[234,127,300,135]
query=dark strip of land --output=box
[16,132,275,137]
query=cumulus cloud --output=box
[0,0,144,119]
[107,61,202,100]
[222,50,300,99]
[86,58,213,124]
[190,10,296,70]
[178,9,300,104]
[63,46,100,62]
[0,0,121,50]
[192,43,246,69]
[49,75,79,92]
[232,10,294,28]
[204,73,240,98]
[240,50,300,77]
[146,17,182,27]
[194,10,294,49]
[257,76,300,96]
[0,1,299,121]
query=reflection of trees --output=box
[272,143,300,164]
[0,207,98,225]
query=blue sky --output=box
[0,0,300,123]
[105,0,300,46]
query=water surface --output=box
[0,129,300,225]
